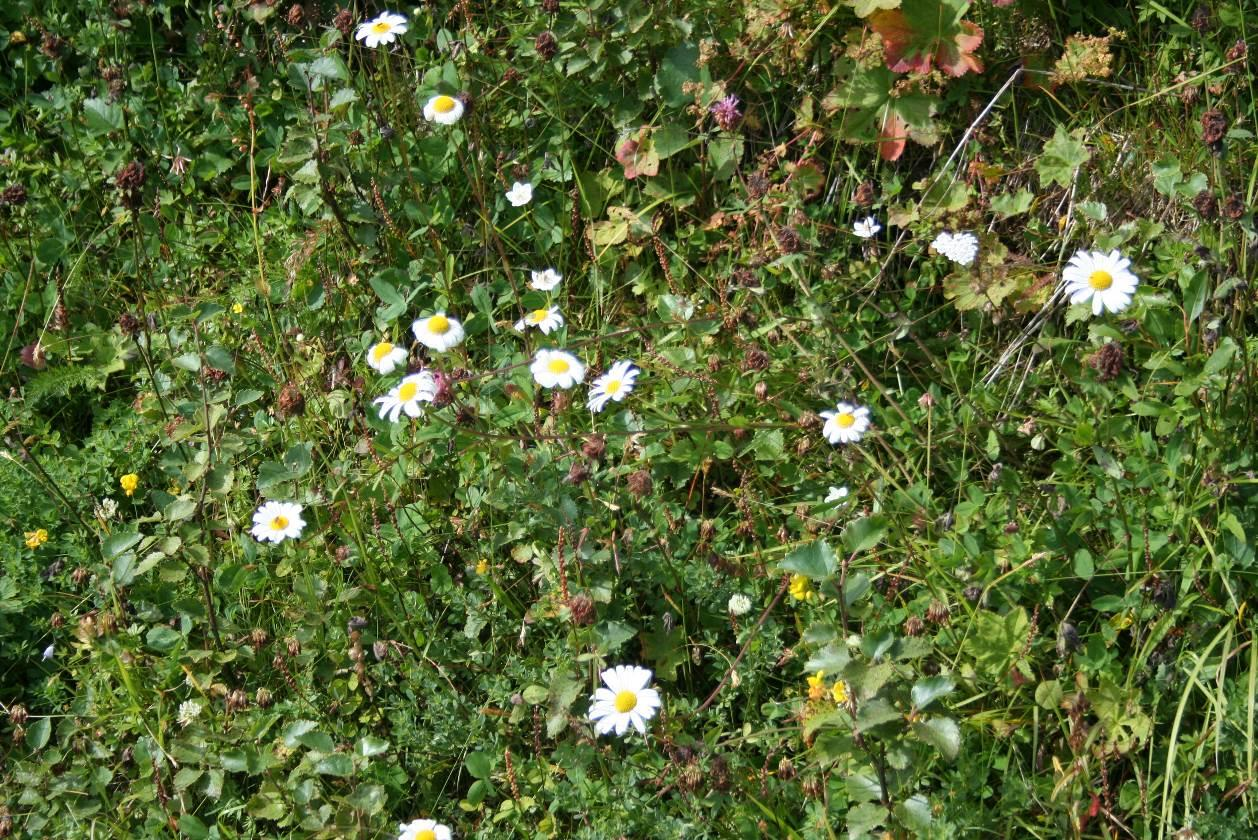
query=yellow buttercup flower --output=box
[789,574,814,602]
[120,473,139,497]
[231,302,244,315]
[806,671,827,701]
[24,529,49,549]
[831,680,850,705]
[475,558,489,575]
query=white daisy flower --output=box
[586,360,639,412]
[422,94,464,125]
[412,312,465,352]
[366,340,408,374]
[531,348,585,389]
[514,306,564,335]
[374,371,438,422]
[1061,248,1139,316]
[727,593,753,616]
[396,819,453,840]
[530,268,562,291]
[250,501,306,544]
[505,181,534,207]
[355,12,408,48]
[931,231,979,266]
[824,485,850,503]
[588,664,661,737]
[820,402,871,445]
[853,217,881,239]
[177,700,202,727]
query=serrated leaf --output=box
[842,516,888,554]
[911,675,955,709]
[465,751,493,779]
[1036,126,1091,188]
[779,540,837,579]
[895,794,933,831]
[314,753,354,776]
[912,716,960,759]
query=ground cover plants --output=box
[1,0,1257,836]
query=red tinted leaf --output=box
[869,10,931,75]
[869,1,984,78]
[935,21,984,77]
[614,130,659,179]
[878,109,908,161]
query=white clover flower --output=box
[588,665,661,737]
[250,501,306,544]
[505,181,533,207]
[1062,249,1139,316]
[95,497,118,521]
[374,371,438,422]
[586,360,639,412]
[514,306,564,335]
[820,402,871,445]
[355,12,408,48]
[396,819,453,840]
[824,485,850,503]
[931,231,979,266]
[529,268,562,291]
[531,349,585,389]
[422,94,464,125]
[853,217,881,239]
[177,700,203,727]
[727,593,753,616]
[412,312,465,352]
[366,340,408,374]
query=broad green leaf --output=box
[843,516,888,554]
[779,540,837,579]
[1035,126,1091,188]
[912,716,960,759]
[911,675,955,709]
[26,717,51,751]
[466,751,494,779]
[314,754,354,776]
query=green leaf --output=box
[145,626,183,652]
[178,816,210,840]
[83,97,123,134]
[314,754,354,776]
[465,751,494,779]
[895,794,933,832]
[779,540,837,579]
[653,124,690,159]
[1035,126,1091,188]
[847,0,900,16]
[26,717,51,751]
[855,697,902,730]
[1073,549,1094,580]
[842,516,888,554]
[370,272,406,308]
[912,717,960,759]
[103,531,143,559]
[990,189,1034,219]
[357,736,390,758]
[172,352,202,373]
[911,675,955,710]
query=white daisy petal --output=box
[412,312,465,352]
[531,348,585,389]
[505,181,533,207]
[1060,248,1140,317]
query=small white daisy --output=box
[505,181,534,207]
[514,306,564,335]
[355,12,408,48]
[586,360,639,412]
[250,500,305,544]
[853,217,881,239]
[422,94,464,125]
[1061,249,1139,316]
[530,268,562,291]
[824,485,850,503]
[177,700,202,727]
[727,593,753,616]
[396,818,453,840]
[820,402,871,445]
[588,664,661,737]
[366,340,408,374]
[412,312,465,352]
[931,231,979,266]
[374,371,438,422]
[531,348,585,389]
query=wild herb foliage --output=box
[1,0,1257,836]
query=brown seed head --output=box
[569,592,595,625]
[627,468,653,498]
[535,30,558,60]
[581,433,606,460]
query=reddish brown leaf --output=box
[878,109,908,161]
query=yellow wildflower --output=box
[789,574,814,602]
[24,529,49,549]
[806,671,827,701]
[231,302,244,315]
[120,473,139,497]
[831,680,850,705]
[475,558,489,575]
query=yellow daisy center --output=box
[836,412,855,428]
[371,21,392,34]
[271,515,289,531]
[416,832,436,840]
[528,309,549,324]
[547,357,571,374]
[605,379,622,395]
[1088,270,1113,291]
[614,690,638,713]
[372,342,394,361]
[432,95,456,114]
[428,315,450,334]
[397,382,418,402]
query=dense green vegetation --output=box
[1,0,1256,836]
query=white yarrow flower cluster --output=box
[586,360,639,412]
[1062,249,1139,315]
[374,371,438,422]
[396,819,453,840]
[588,665,661,737]
[250,501,306,544]
[853,217,881,239]
[820,402,871,445]
[931,231,979,266]
[355,12,408,48]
